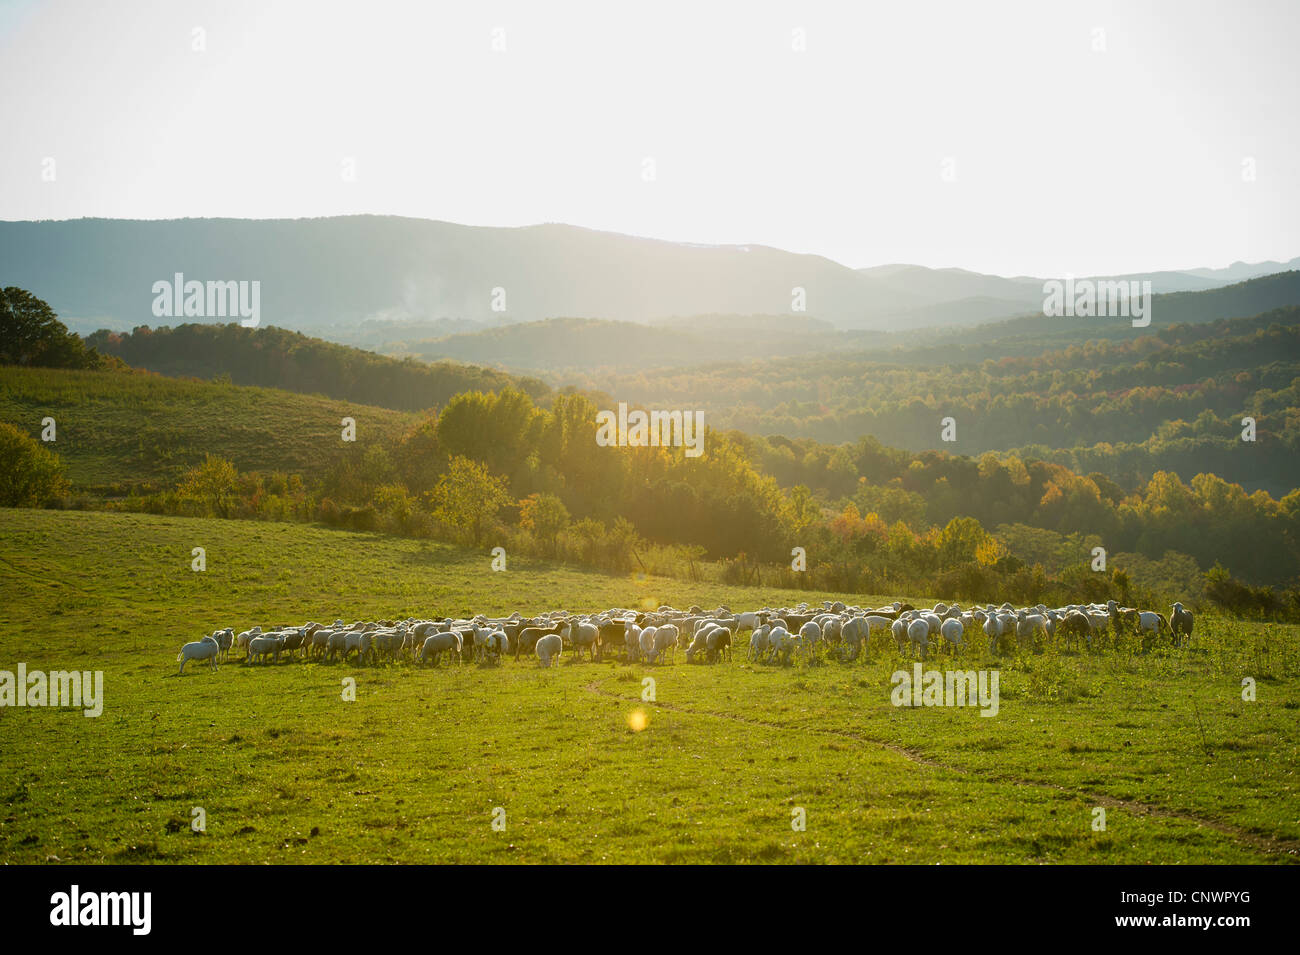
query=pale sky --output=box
[1,0,1297,276]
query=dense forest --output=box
[562,306,1300,496]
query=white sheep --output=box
[766,626,795,665]
[939,617,966,653]
[177,635,220,674]
[685,628,710,663]
[535,633,563,668]
[211,627,234,662]
[905,617,930,661]
[419,631,462,666]
[639,626,658,662]
[562,621,601,662]
[797,621,822,663]
[247,633,285,665]
[650,625,680,664]
[1171,602,1193,646]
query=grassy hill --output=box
[0,366,418,489]
[85,323,549,414]
[1,508,1296,864]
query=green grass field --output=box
[1,509,1297,864]
[0,367,418,489]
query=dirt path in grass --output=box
[585,678,1300,861]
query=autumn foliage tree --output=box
[519,492,570,554]
[427,455,513,546]
[0,421,70,506]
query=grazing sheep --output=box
[1058,610,1092,651]
[177,635,220,674]
[248,634,285,665]
[639,626,658,662]
[515,624,561,661]
[1015,612,1048,651]
[310,628,334,660]
[706,626,732,663]
[563,621,601,662]
[236,626,262,660]
[1107,600,1140,634]
[482,629,509,663]
[279,628,306,659]
[1171,602,1193,646]
[766,627,795,665]
[376,627,406,662]
[535,633,563,668]
[1137,611,1170,644]
[685,628,710,663]
[838,617,869,660]
[327,630,350,662]
[938,617,966,653]
[905,618,930,661]
[624,624,642,662]
[891,617,909,653]
[797,621,822,663]
[419,631,462,666]
[982,613,1003,652]
[1084,611,1111,640]
[356,630,378,666]
[650,625,679,664]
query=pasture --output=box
[1,509,1297,864]
[0,366,417,489]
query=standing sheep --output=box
[1171,602,1194,646]
[177,635,220,674]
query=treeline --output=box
[563,307,1300,495]
[84,322,551,413]
[886,269,1300,360]
[743,430,1299,587]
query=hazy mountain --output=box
[1,215,1295,338]
[1183,258,1300,282]
[378,271,1300,375]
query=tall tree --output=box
[0,287,101,368]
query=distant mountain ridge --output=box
[1,215,1296,339]
[383,271,1300,374]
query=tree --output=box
[176,454,239,518]
[427,455,512,545]
[0,422,70,506]
[0,287,102,368]
[519,492,569,554]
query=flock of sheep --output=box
[175,598,1195,673]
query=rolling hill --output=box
[83,323,550,413]
[4,216,1296,339]
[0,365,418,488]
